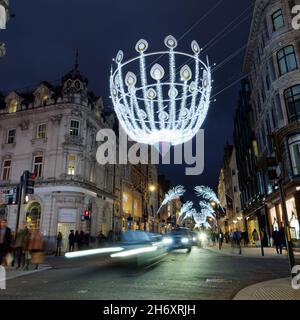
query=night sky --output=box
[0,0,254,205]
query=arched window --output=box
[26,202,42,230]
[284,85,300,122]
[277,45,298,76]
[288,134,300,176]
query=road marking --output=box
[77,290,88,294]
[206,278,232,283]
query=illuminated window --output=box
[33,155,43,178]
[42,95,48,106]
[7,129,16,144]
[67,154,76,175]
[2,159,11,180]
[70,120,80,136]
[253,140,259,158]
[8,100,17,113]
[37,123,47,139]
[271,9,284,31]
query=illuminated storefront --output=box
[122,185,144,231]
[268,196,300,241]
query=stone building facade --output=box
[0,64,116,249]
[240,0,300,245]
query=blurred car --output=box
[162,227,193,253]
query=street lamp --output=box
[149,184,156,192]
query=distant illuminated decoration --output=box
[110,35,212,146]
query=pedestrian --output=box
[107,230,114,242]
[78,230,85,250]
[97,231,106,247]
[55,232,63,256]
[75,230,79,250]
[279,225,286,249]
[252,229,259,246]
[0,219,12,266]
[219,231,224,250]
[28,229,44,270]
[233,229,242,255]
[13,223,29,268]
[68,230,76,252]
[272,228,282,255]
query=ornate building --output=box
[218,145,244,233]
[240,0,300,246]
[0,62,116,250]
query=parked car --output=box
[162,227,193,253]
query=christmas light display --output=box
[110,35,212,145]
[194,186,221,207]
[157,185,185,215]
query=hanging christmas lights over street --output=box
[110,35,212,146]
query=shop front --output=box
[267,193,300,246]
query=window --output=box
[277,46,298,76]
[8,100,17,113]
[37,123,47,139]
[266,73,271,91]
[272,9,284,31]
[33,155,43,178]
[288,134,300,176]
[284,85,300,122]
[70,120,80,136]
[67,155,76,175]
[232,169,236,176]
[2,159,11,180]
[7,129,16,144]
[275,94,283,120]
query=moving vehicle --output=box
[162,227,193,253]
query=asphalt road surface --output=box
[0,247,291,300]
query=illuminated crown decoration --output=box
[110,35,212,146]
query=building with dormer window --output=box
[0,63,116,250]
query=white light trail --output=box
[65,247,124,259]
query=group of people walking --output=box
[0,219,45,270]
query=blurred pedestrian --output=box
[68,230,75,252]
[13,223,29,268]
[55,232,63,256]
[0,219,12,266]
[219,231,224,250]
[272,228,282,255]
[78,230,85,250]
[252,229,259,246]
[28,229,44,270]
[233,229,242,255]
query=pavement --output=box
[204,244,300,300]
[233,278,300,300]
[204,243,300,259]
[5,264,52,280]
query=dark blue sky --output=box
[0,0,254,205]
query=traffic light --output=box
[84,210,91,220]
[24,171,35,195]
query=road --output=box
[0,247,291,300]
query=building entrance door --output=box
[57,223,76,252]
